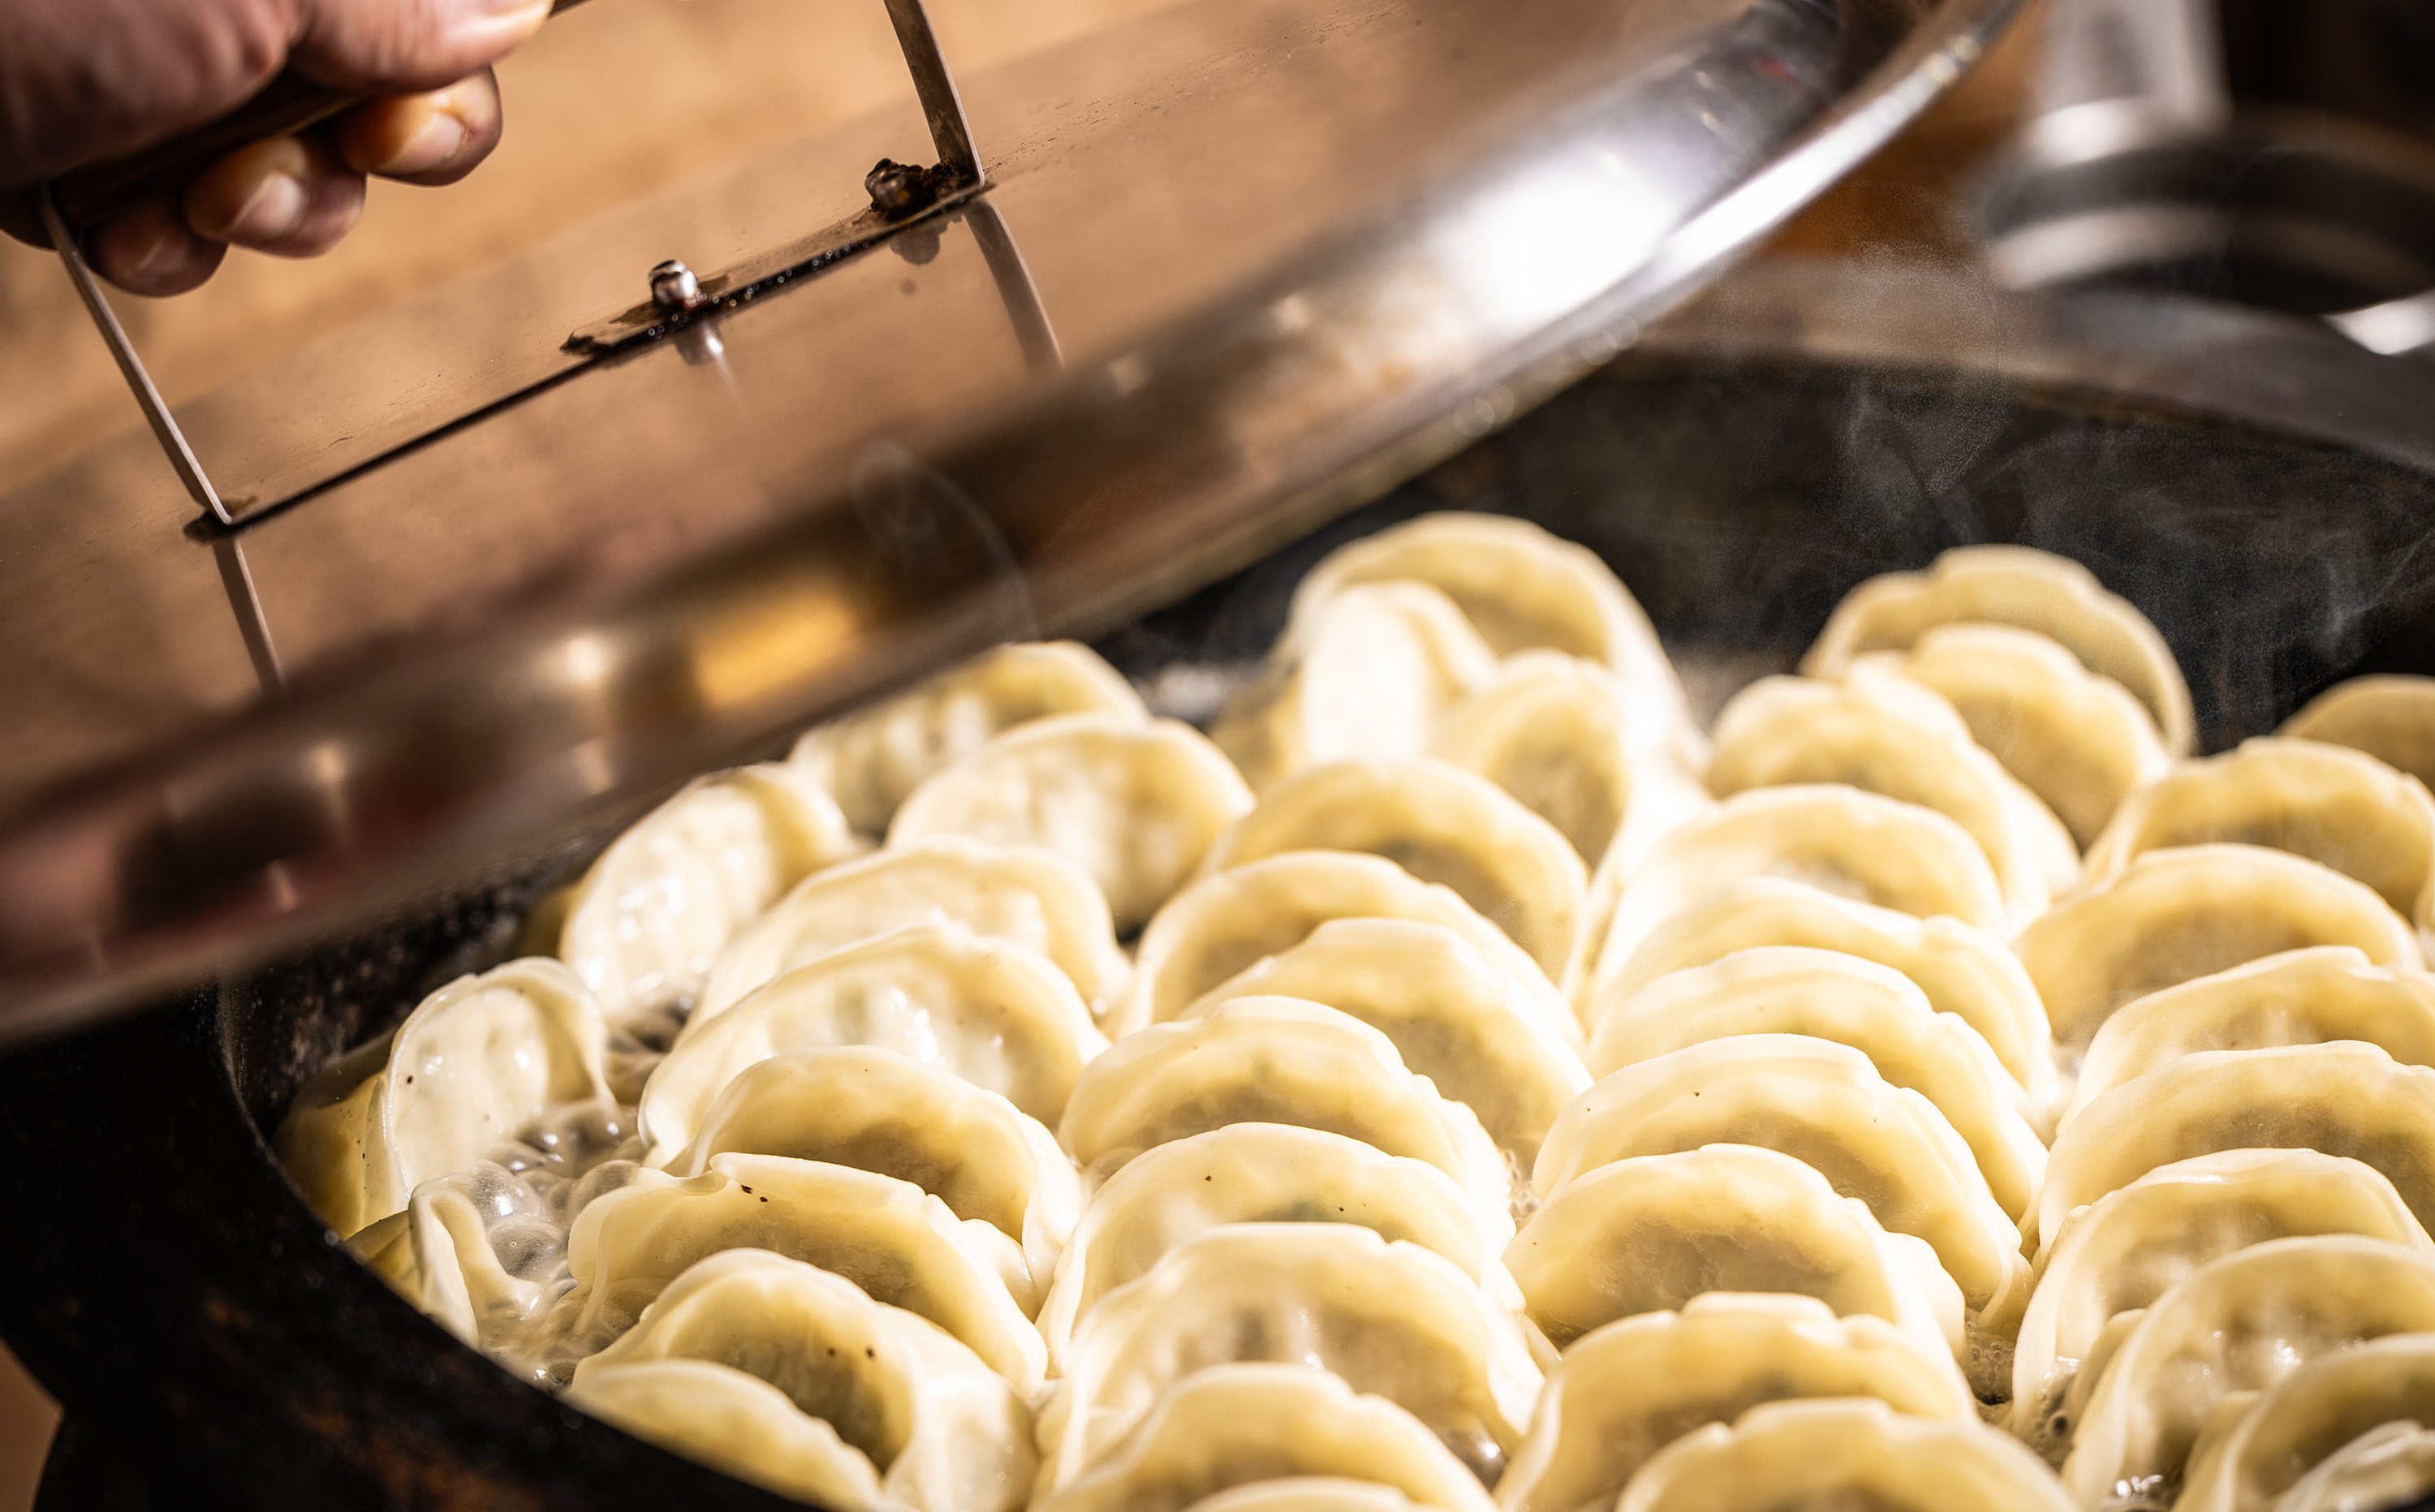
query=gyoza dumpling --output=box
[278,958,610,1237]
[1183,918,1588,1163]
[660,1048,1080,1291]
[1037,1223,1543,1488]
[2281,674,2435,790]
[2276,1422,2435,1512]
[1034,1365,1498,1512]
[1503,1145,1961,1359]
[1036,1123,1519,1368]
[2060,1237,2435,1508]
[560,1152,1046,1388]
[1851,622,2170,848]
[2066,946,2435,1122]
[567,1358,899,1509]
[1213,580,1498,794]
[1183,1481,1435,1512]
[1283,512,1693,758]
[1597,876,2050,1104]
[1579,786,2008,1021]
[1532,1036,2029,1346]
[558,764,864,1032]
[567,1249,1034,1511]
[791,640,1147,834]
[1429,652,1710,867]
[2015,843,2420,1061]
[2084,739,2435,926]
[1493,1293,1974,1512]
[1584,947,2042,1217]
[692,838,1131,1029]
[1705,667,2078,920]
[890,714,1253,932]
[1056,997,1511,1215]
[641,923,1105,1157]
[2175,1333,2435,1512]
[1618,1398,2075,1512]
[2009,1149,2435,1456]
[1199,760,1587,978]
[1124,850,1564,1036]
[1800,544,2196,756]
[403,1161,562,1359]
[2036,1044,2435,1256]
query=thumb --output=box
[286,0,554,96]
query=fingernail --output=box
[129,222,189,278]
[382,110,467,176]
[228,172,308,243]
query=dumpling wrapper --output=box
[2061,1236,2435,1509]
[1852,622,2170,848]
[1057,997,1511,1217]
[1213,579,1498,795]
[1618,1398,2076,1512]
[1493,1291,1973,1512]
[1183,916,1588,1164]
[567,1358,900,1510]
[1800,543,2195,756]
[1596,873,2049,1102]
[1577,784,2007,1023]
[1533,1036,2028,1344]
[2009,1148,2435,1458]
[2281,673,2435,790]
[661,1047,1080,1292]
[1504,1144,1962,1361]
[278,957,610,1238]
[1706,666,2077,922]
[2177,1333,2435,1512]
[1035,1122,1518,1369]
[1037,1223,1542,1490]
[1585,946,2043,1218]
[643,922,1106,1159]
[568,1248,1034,1512]
[399,1161,561,1359]
[1199,758,1587,980]
[1429,650,1710,867]
[2066,946,2435,1122]
[1180,1480,1433,1512]
[791,640,1146,834]
[560,1152,1046,1389]
[2015,842,2420,1062]
[1033,1364,1497,1512]
[889,713,1252,933]
[2033,1041,2435,1254]
[691,837,1130,1031]
[2084,737,2435,926]
[1282,511,1695,764]
[558,763,864,1032]
[1123,849,1564,1038]
[2270,1419,2435,1512]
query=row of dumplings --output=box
[274,510,2435,1511]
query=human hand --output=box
[1,0,550,294]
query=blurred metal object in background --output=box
[1979,0,2435,353]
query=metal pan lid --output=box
[0,0,2017,1040]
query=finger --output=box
[184,133,365,258]
[0,193,48,251]
[85,198,227,295]
[332,70,502,187]
[288,0,552,96]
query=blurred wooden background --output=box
[0,0,2038,1501]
